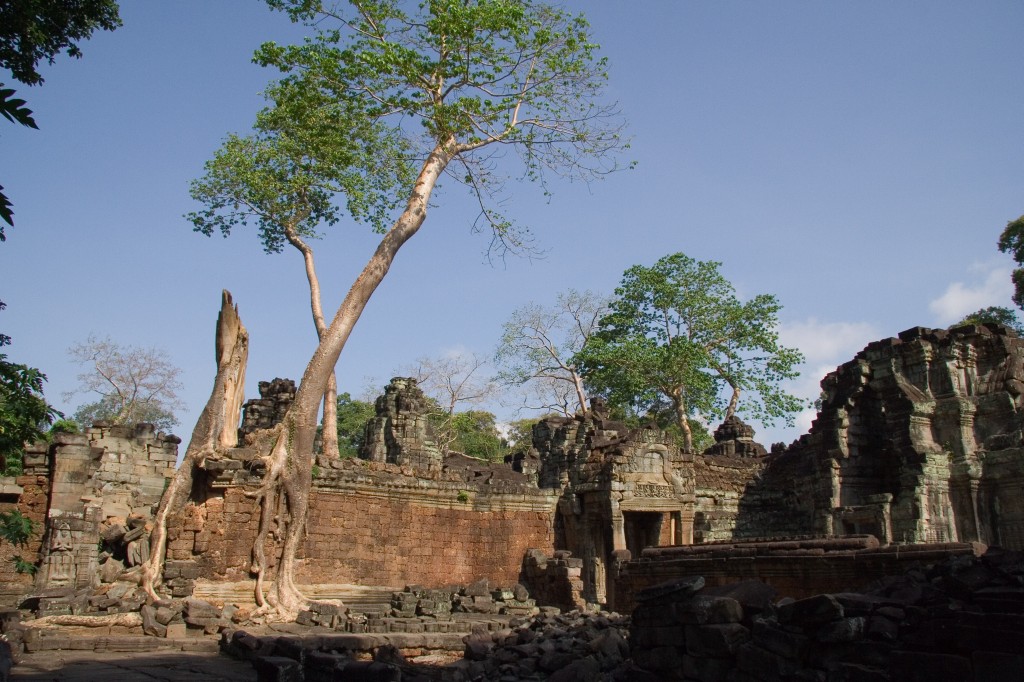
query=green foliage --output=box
[448,410,507,462]
[504,417,542,451]
[0,509,34,547]
[311,464,321,479]
[336,392,375,457]
[257,0,629,257]
[0,0,121,86]
[574,252,805,451]
[72,396,176,432]
[0,311,59,474]
[187,78,413,251]
[48,419,79,436]
[456,490,470,503]
[997,215,1024,311]
[0,85,39,230]
[0,509,37,574]
[956,306,1024,334]
[12,555,36,574]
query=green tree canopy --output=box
[956,305,1024,334]
[575,252,804,452]
[0,0,120,86]
[998,215,1024,311]
[335,391,375,457]
[0,302,58,473]
[447,409,506,462]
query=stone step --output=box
[191,581,398,613]
[24,627,220,653]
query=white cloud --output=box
[929,262,1013,324]
[778,319,880,366]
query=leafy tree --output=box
[505,416,542,451]
[64,335,184,431]
[998,215,1024,311]
[188,79,412,458]
[335,391,375,456]
[0,0,121,229]
[956,305,1024,334]
[0,302,59,474]
[448,409,506,462]
[0,508,37,574]
[0,354,58,474]
[404,351,497,456]
[496,290,608,416]
[575,253,804,452]
[0,87,38,229]
[146,0,628,618]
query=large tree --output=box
[187,80,412,458]
[575,253,804,452]
[0,0,121,229]
[64,335,184,431]
[335,391,375,456]
[495,289,608,416]
[0,303,58,474]
[144,0,627,619]
[998,214,1024,311]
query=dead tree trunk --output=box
[141,291,248,601]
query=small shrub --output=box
[48,419,79,437]
[12,556,36,575]
[0,509,34,547]
[456,490,470,503]
[311,465,321,480]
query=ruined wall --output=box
[614,537,981,613]
[31,425,180,592]
[0,449,50,597]
[737,324,1024,549]
[361,377,442,469]
[165,457,557,593]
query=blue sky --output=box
[1,1,1021,448]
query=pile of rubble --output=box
[457,609,631,681]
[628,548,1024,681]
[294,579,540,634]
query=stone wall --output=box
[736,324,1024,549]
[164,455,559,593]
[614,536,981,614]
[361,378,442,469]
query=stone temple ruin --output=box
[1,323,1023,676]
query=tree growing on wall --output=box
[495,289,608,416]
[575,252,804,452]
[956,305,1024,334]
[143,0,628,619]
[64,335,184,431]
[187,80,412,459]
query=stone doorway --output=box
[623,511,664,559]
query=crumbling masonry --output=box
[4,323,1022,615]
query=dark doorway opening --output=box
[623,511,664,559]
